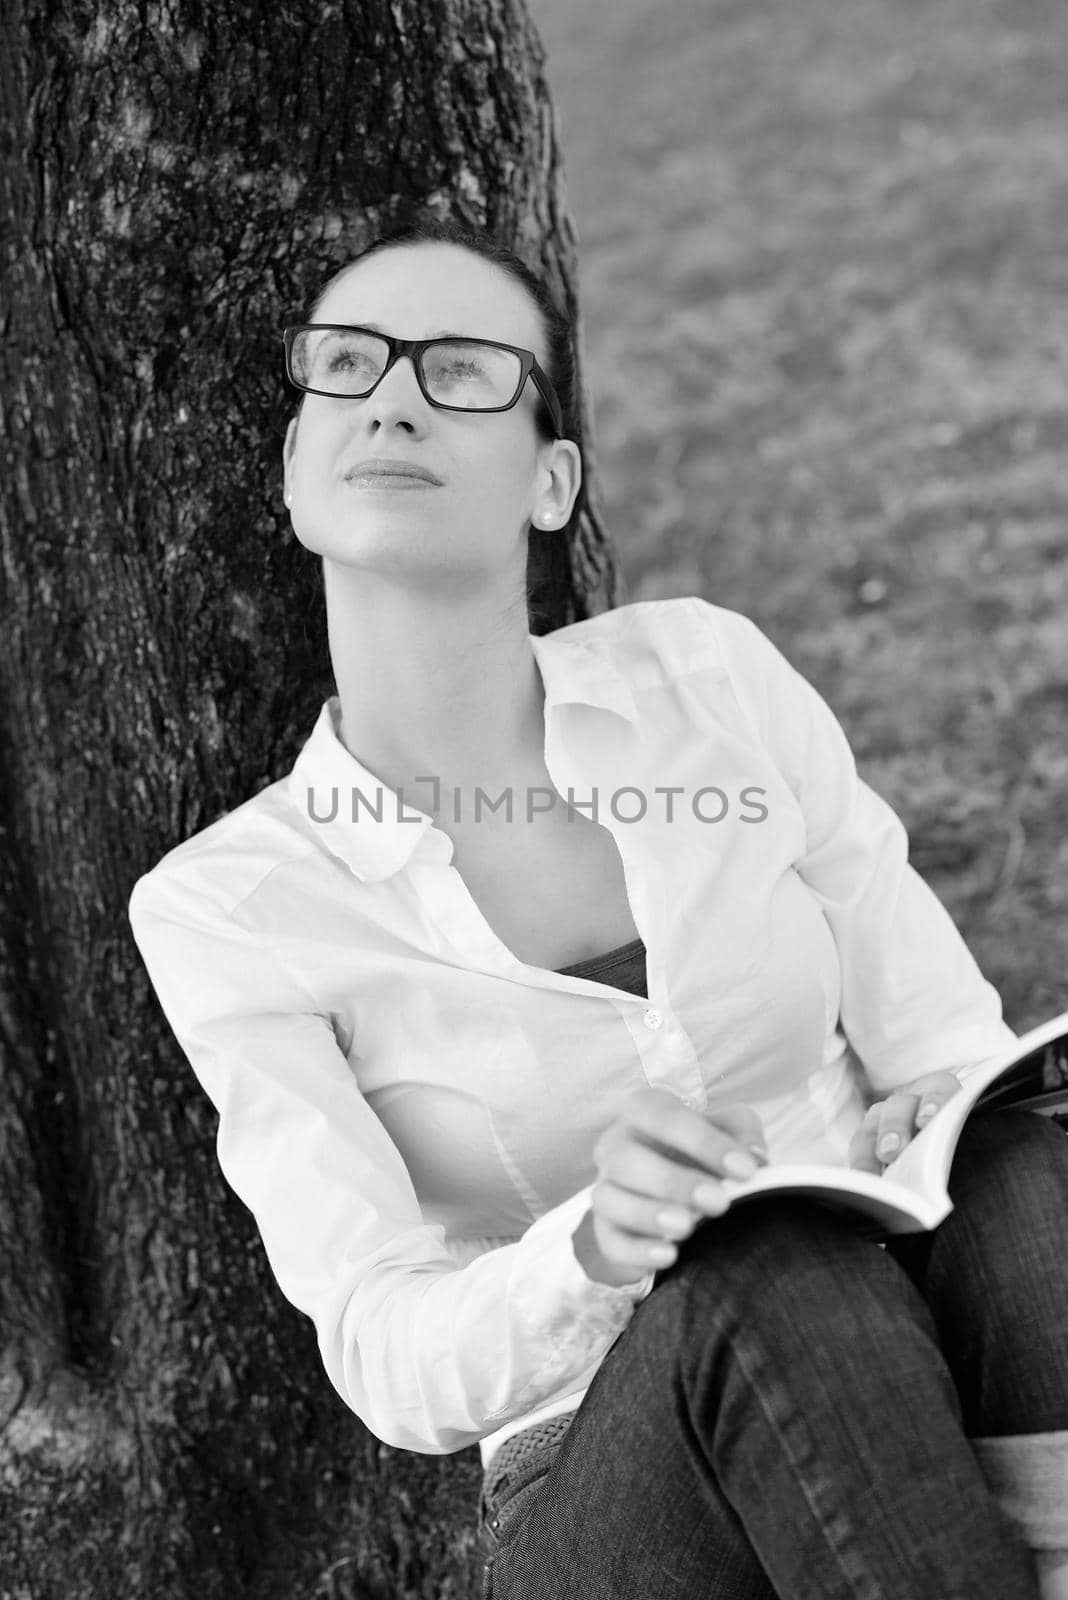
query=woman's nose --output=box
[365,355,429,427]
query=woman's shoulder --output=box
[550,594,790,683]
[129,769,320,926]
[548,596,825,767]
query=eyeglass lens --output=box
[290,328,523,409]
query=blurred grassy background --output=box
[530,0,1068,1030]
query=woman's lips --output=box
[345,471,440,490]
[343,456,444,486]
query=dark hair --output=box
[297,219,585,633]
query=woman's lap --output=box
[479,1109,1068,1600]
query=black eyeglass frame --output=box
[281,323,565,439]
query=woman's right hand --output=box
[573,1087,768,1286]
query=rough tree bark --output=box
[0,1,619,1594]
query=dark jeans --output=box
[477,1109,1068,1599]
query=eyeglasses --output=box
[282,323,565,438]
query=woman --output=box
[128,218,1068,1599]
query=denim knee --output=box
[948,1107,1068,1218]
[649,1201,1037,1594]
[891,1108,1068,1435]
[663,1198,953,1409]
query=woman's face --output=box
[282,242,580,599]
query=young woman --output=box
[128,218,1068,1600]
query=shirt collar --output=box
[286,629,640,884]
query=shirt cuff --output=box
[511,1184,656,1348]
[470,1185,657,1433]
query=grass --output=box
[531,0,1068,1026]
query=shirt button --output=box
[643,1007,663,1030]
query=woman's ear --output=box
[539,438,582,527]
[282,414,299,505]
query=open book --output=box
[717,1011,1068,1238]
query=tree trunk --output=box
[0,1,615,1593]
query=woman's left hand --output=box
[848,1071,962,1174]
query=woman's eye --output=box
[327,349,372,372]
[437,360,484,380]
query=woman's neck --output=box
[323,562,548,816]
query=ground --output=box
[532,0,1068,1027]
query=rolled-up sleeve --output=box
[704,601,1018,1092]
[127,870,653,1455]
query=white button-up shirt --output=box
[127,596,1017,1471]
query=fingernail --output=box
[656,1205,694,1234]
[747,1144,769,1167]
[723,1150,759,1180]
[876,1132,901,1157]
[916,1102,937,1122]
